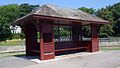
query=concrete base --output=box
[30,52,101,63]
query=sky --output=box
[0,0,120,9]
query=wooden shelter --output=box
[12,4,110,60]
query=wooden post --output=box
[90,24,99,52]
[36,23,44,60]
[40,30,44,60]
[72,23,81,42]
[24,23,38,56]
[37,20,55,60]
[24,28,32,56]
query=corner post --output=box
[36,20,44,60]
[90,24,99,52]
[37,20,55,60]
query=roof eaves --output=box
[12,14,32,26]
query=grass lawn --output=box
[0,51,25,58]
[100,46,120,51]
[0,39,24,46]
[0,39,25,58]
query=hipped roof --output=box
[13,4,110,25]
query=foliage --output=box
[0,4,39,41]
[80,2,120,37]
[0,39,24,46]
[96,6,114,37]
[0,4,19,41]
[78,7,96,14]
[82,26,91,37]
[0,2,120,41]
[111,3,120,37]
[18,4,39,17]
[11,34,21,39]
[37,32,40,39]
[96,3,120,37]
[59,27,70,37]
[79,7,94,37]
[54,27,71,38]
[100,46,120,50]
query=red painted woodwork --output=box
[22,18,100,60]
[72,23,81,42]
[24,23,40,56]
[90,24,99,52]
[55,41,90,49]
[38,20,55,60]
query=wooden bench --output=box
[31,47,88,53]
[55,47,88,52]
[31,50,40,53]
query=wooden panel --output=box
[90,24,99,52]
[24,23,40,56]
[55,47,88,52]
[44,44,54,52]
[43,54,55,60]
[72,23,82,42]
[39,20,55,60]
[55,41,91,55]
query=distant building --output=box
[10,26,21,34]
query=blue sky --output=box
[0,0,120,9]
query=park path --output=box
[25,50,120,68]
[0,56,35,68]
[0,46,25,52]
[0,50,120,68]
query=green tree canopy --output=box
[78,7,96,14]
[96,2,120,37]
[79,2,120,37]
[0,2,120,41]
[0,4,39,41]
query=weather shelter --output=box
[12,4,110,60]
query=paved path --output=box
[0,51,120,68]
[0,46,25,52]
[0,56,35,68]
[25,50,120,68]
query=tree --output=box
[0,4,20,41]
[96,7,114,37]
[111,3,120,36]
[78,7,96,14]
[78,7,96,37]
[113,19,120,36]
[18,4,39,17]
[0,4,39,41]
[96,2,120,37]
[79,4,120,37]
